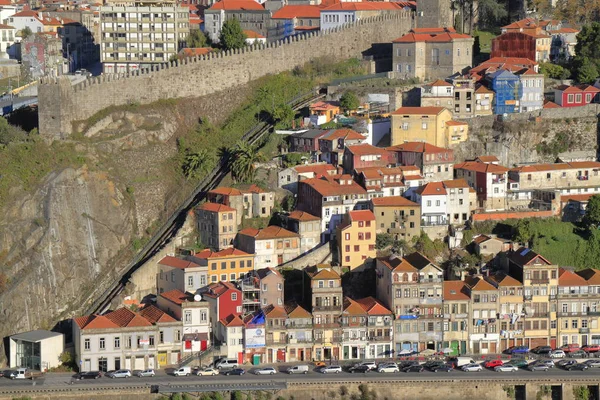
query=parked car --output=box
[461,364,483,372]
[136,369,155,378]
[107,370,132,378]
[319,366,342,374]
[484,360,503,368]
[432,364,453,373]
[538,360,555,368]
[550,349,566,359]
[9,369,28,380]
[354,362,377,370]
[495,365,519,372]
[584,359,600,368]
[398,360,420,369]
[561,344,581,353]
[447,357,475,368]
[223,368,246,376]
[507,359,529,368]
[527,363,549,372]
[531,346,552,354]
[568,350,587,358]
[377,364,399,373]
[348,365,370,374]
[558,359,578,368]
[215,359,239,370]
[254,367,277,375]
[402,365,424,373]
[582,345,600,353]
[196,367,219,376]
[77,371,102,380]
[509,346,529,354]
[173,367,192,377]
[286,365,309,374]
[567,363,589,371]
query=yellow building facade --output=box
[390,106,468,147]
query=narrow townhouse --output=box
[337,210,377,271]
[442,281,470,355]
[487,273,525,351]
[284,304,314,362]
[264,305,289,363]
[465,276,500,354]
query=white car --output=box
[461,363,483,372]
[320,366,342,374]
[355,362,378,370]
[136,369,155,377]
[377,364,399,373]
[495,365,519,372]
[254,367,277,375]
[196,367,219,376]
[550,350,566,358]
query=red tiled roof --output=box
[454,161,509,173]
[346,143,390,156]
[416,181,446,196]
[393,29,472,43]
[158,256,200,270]
[310,101,340,111]
[371,196,418,207]
[443,281,470,300]
[209,187,243,196]
[391,106,446,115]
[465,276,497,291]
[0,23,14,29]
[263,304,287,318]
[386,141,450,154]
[348,209,375,222]
[204,281,239,298]
[476,155,499,162]
[488,273,522,287]
[160,289,191,305]
[271,4,321,19]
[511,161,600,173]
[543,100,561,109]
[238,225,299,240]
[74,315,119,330]
[299,176,366,197]
[139,305,178,324]
[288,210,320,221]
[194,247,252,259]
[209,0,264,10]
[105,308,152,328]
[427,79,452,87]
[378,256,418,272]
[502,17,538,30]
[442,179,469,188]
[306,265,341,280]
[285,304,312,318]
[243,29,265,39]
[198,202,236,213]
[220,313,245,327]
[561,194,594,203]
[559,268,588,286]
[354,296,392,315]
[321,128,364,141]
[577,269,600,285]
[343,297,366,315]
[446,120,467,126]
[293,163,337,175]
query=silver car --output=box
[494,365,518,372]
[584,359,600,368]
[528,363,549,372]
[136,369,155,377]
[461,363,483,372]
[107,369,132,378]
[254,367,277,375]
[320,365,342,374]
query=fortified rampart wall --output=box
[37,13,415,139]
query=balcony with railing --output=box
[368,335,392,342]
[265,337,287,345]
[577,175,589,181]
[286,323,313,329]
[287,337,313,344]
[529,278,550,284]
[314,336,343,344]
[419,297,443,305]
[557,311,588,317]
[313,305,342,312]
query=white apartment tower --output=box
[100,0,190,73]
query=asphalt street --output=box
[1,362,600,390]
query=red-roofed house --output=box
[8,10,43,35]
[341,297,393,360]
[318,128,366,166]
[309,101,340,125]
[554,84,600,107]
[491,31,551,62]
[392,27,474,81]
[455,160,509,211]
[157,289,211,354]
[203,281,242,349]
[207,185,274,226]
[195,201,237,250]
[217,314,245,361]
[236,225,301,269]
[188,248,255,284]
[337,210,376,270]
[204,0,270,43]
[284,210,322,253]
[342,143,393,173]
[442,281,470,355]
[157,256,205,294]
[278,162,337,195]
[390,106,468,147]
[412,181,448,227]
[73,307,181,372]
[386,141,454,182]
[270,5,321,40]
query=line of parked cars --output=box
[505,343,600,358]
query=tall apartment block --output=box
[99,0,190,73]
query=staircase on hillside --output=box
[178,346,218,368]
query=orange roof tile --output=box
[561,194,594,203]
[386,141,450,154]
[74,315,120,330]
[371,196,418,207]
[271,4,321,19]
[416,181,447,196]
[443,281,470,300]
[323,2,402,10]
[299,176,366,197]
[160,289,190,305]
[378,256,418,272]
[139,305,178,324]
[321,128,365,141]
[204,281,239,298]
[288,210,320,221]
[446,120,468,126]
[427,79,452,87]
[238,225,299,240]
[243,29,265,39]
[488,273,522,287]
[346,143,390,156]
[343,297,366,315]
[158,256,200,270]
[263,304,287,318]
[475,155,499,162]
[577,269,600,285]
[209,187,243,196]
[209,0,264,10]
[293,163,337,175]
[391,106,446,115]
[465,276,498,291]
[306,265,341,280]
[393,30,472,43]
[543,100,561,108]
[220,314,245,327]
[105,308,152,328]
[354,296,392,315]
[348,210,375,222]
[285,304,312,319]
[442,179,469,189]
[198,202,236,213]
[454,161,509,174]
[559,268,588,286]
[194,247,252,259]
[310,101,340,111]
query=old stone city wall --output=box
[38,13,415,140]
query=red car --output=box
[560,344,581,353]
[582,345,600,353]
[484,359,504,368]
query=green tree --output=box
[20,26,32,39]
[539,62,571,80]
[573,22,600,83]
[182,149,215,179]
[231,141,265,183]
[473,35,481,56]
[219,18,247,50]
[584,195,600,228]
[339,91,360,112]
[282,152,306,167]
[575,57,599,83]
[272,103,295,129]
[186,29,209,48]
[232,391,244,400]
[376,233,394,250]
[573,385,590,400]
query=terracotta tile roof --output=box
[446,120,468,126]
[343,297,366,315]
[509,247,552,267]
[323,2,402,10]
[577,269,600,285]
[238,225,299,240]
[321,128,365,141]
[386,141,450,154]
[105,308,153,328]
[158,256,200,270]
[561,194,594,203]
[391,106,446,115]
[198,202,236,213]
[488,273,522,287]
[204,281,239,298]
[454,161,509,174]
[465,276,498,291]
[502,17,538,29]
[255,267,282,280]
[209,187,243,196]
[416,181,447,196]
[442,179,469,189]
[378,256,418,272]
[74,315,119,330]
[139,305,178,324]
[557,84,600,93]
[0,23,14,29]
[310,101,340,111]
[288,210,320,221]
[263,304,288,318]
[427,79,452,87]
[271,4,321,19]
[160,289,190,305]
[306,265,341,280]
[285,304,312,319]
[293,163,337,175]
[473,234,491,245]
[11,10,39,18]
[559,268,588,286]
[371,196,418,207]
[348,210,375,222]
[476,155,499,162]
[194,247,252,259]
[393,29,472,43]
[219,313,245,327]
[354,296,392,315]
[209,0,264,10]
[475,85,493,93]
[443,281,470,300]
[511,161,600,173]
[543,100,561,108]
[299,176,367,197]
[555,27,578,33]
[346,143,390,156]
[243,29,265,39]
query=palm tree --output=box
[182,149,214,179]
[231,141,265,183]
